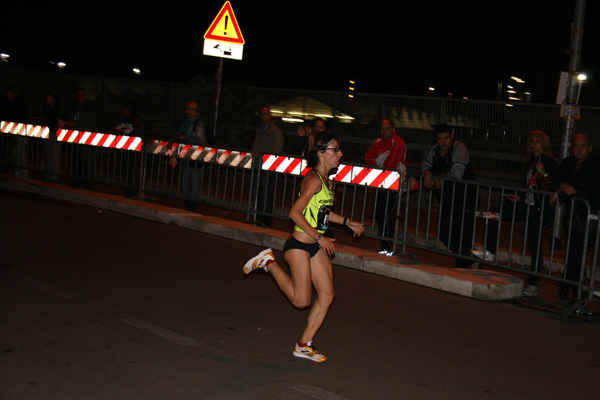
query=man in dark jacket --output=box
[59,87,97,188]
[422,123,477,268]
[1,86,29,176]
[550,132,600,309]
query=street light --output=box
[348,79,355,98]
[50,61,66,72]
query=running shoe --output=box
[576,304,593,317]
[243,248,274,274]
[523,285,538,297]
[471,249,495,262]
[293,341,327,362]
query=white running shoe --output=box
[293,341,327,362]
[471,249,496,262]
[243,248,274,274]
[523,285,538,297]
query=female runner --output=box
[243,130,364,362]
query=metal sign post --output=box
[203,1,245,141]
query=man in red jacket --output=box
[365,118,407,255]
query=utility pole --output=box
[213,58,223,141]
[560,0,586,160]
[554,0,586,247]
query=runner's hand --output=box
[319,236,336,256]
[347,220,365,237]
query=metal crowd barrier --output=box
[0,120,256,214]
[144,139,254,213]
[401,174,600,317]
[2,120,598,318]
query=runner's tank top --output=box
[294,170,334,234]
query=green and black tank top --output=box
[294,169,334,234]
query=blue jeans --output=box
[180,161,203,210]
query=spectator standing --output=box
[114,100,144,198]
[42,91,63,181]
[365,118,407,255]
[252,106,283,228]
[472,130,559,297]
[174,100,207,211]
[0,86,29,177]
[114,100,143,136]
[550,132,600,311]
[422,123,477,268]
[293,117,327,156]
[59,87,97,189]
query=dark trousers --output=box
[0,134,9,172]
[256,171,274,228]
[437,182,477,268]
[484,199,554,285]
[181,161,203,211]
[124,151,138,198]
[375,190,399,252]
[560,225,595,299]
[72,145,93,189]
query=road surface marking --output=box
[120,318,200,346]
[18,277,75,299]
[291,385,347,400]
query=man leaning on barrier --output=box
[549,132,600,311]
[60,87,97,189]
[365,118,407,256]
[422,123,477,268]
[293,117,327,157]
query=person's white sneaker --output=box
[523,285,538,297]
[293,341,327,362]
[471,249,495,262]
[243,248,274,274]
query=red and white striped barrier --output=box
[0,121,142,151]
[1,121,49,138]
[147,140,253,169]
[260,154,403,190]
[56,129,142,151]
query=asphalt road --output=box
[1,188,599,400]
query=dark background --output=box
[2,1,600,103]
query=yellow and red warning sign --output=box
[203,1,244,60]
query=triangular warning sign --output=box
[204,1,245,45]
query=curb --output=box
[0,175,523,301]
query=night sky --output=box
[2,1,599,104]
